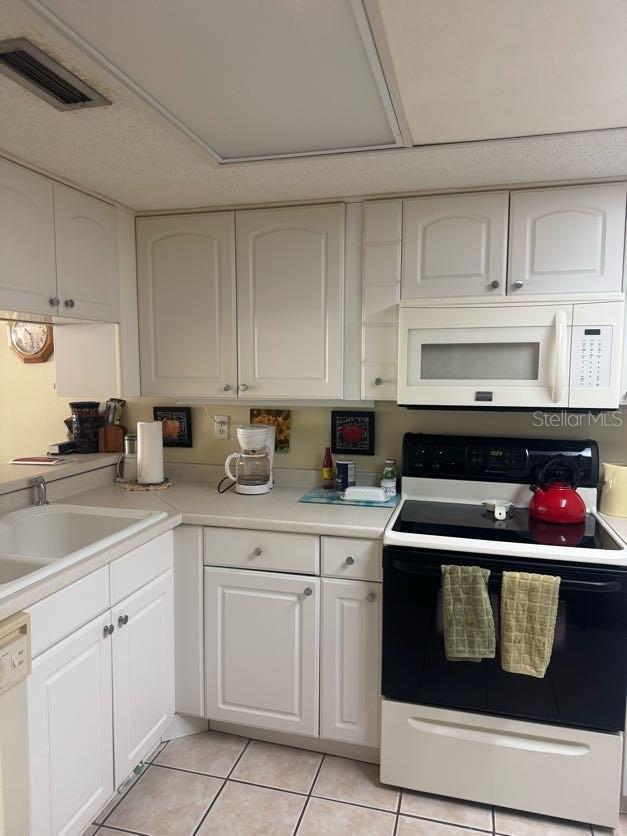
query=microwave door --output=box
[398,305,572,408]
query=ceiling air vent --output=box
[0,38,110,110]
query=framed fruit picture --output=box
[331,410,375,456]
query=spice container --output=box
[381,459,398,499]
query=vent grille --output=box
[0,38,110,110]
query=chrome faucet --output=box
[33,475,49,506]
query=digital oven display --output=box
[468,446,526,470]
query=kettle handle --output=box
[531,455,582,492]
[225,452,240,481]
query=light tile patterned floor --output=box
[84,730,623,836]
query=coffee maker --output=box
[224,425,275,494]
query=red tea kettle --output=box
[529,455,587,525]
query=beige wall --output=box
[2,332,627,472]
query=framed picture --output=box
[153,406,193,447]
[250,409,291,452]
[331,410,375,456]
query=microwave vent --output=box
[0,38,110,110]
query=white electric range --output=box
[379,433,627,829]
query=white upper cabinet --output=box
[137,213,237,397]
[54,183,120,322]
[0,158,57,315]
[236,204,345,399]
[509,184,627,295]
[204,567,319,736]
[402,192,508,299]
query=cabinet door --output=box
[54,183,119,321]
[112,570,174,787]
[137,213,237,397]
[321,579,380,747]
[402,192,508,299]
[205,567,319,735]
[236,204,344,398]
[509,184,627,295]
[28,613,114,836]
[0,158,57,315]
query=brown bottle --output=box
[322,446,334,489]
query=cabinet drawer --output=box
[110,531,173,606]
[27,567,110,657]
[361,363,397,400]
[321,537,382,582]
[204,527,319,574]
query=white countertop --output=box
[0,453,119,497]
[0,479,395,622]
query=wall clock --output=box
[7,322,54,363]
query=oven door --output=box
[382,546,627,732]
[397,304,572,408]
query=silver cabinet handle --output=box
[304,586,313,597]
[118,615,129,627]
[49,297,60,307]
[223,384,232,392]
[512,280,524,290]
[253,546,263,556]
[240,384,249,392]
[367,592,376,602]
[64,298,75,308]
[490,280,500,289]
[103,624,110,637]
[374,377,383,386]
[103,624,114,637]
[345,556,355,566]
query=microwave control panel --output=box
[570,326,612,388]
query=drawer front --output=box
[204,527,319,574]
[381,700,623,829]
[110,531,174,606]
[27,566,110,657]
[321,537,382,582]
[361,363,397,400]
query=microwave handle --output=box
[551,310,569,404]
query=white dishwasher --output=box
[0,612,31,836]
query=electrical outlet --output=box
[214,415,229,439]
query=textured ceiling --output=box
[378,0,627,144]
[0,0,626,211]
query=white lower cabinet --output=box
[204,567,319,736]
[321,578,380,747]
[112,569,174,786]
[28,613,114,836]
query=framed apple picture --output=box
[331,410,375,456]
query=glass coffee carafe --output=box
[224,425,273,494]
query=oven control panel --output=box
[570,326,612,388]
[402,434,599,486]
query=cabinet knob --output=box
[512,280,524,290]
[490,280,500,289]
[374,377,383,386]
[367,592,376,603]
[118,615,129,627]
[304,586,313,597]
[222,384,232,392]
[239,384,249,392]
[345,556,355,566]
[49,297,60,307]
[103,624,114,637]
[253,546,263,556]
[64,298,75,309]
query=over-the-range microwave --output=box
[397,297,625,409]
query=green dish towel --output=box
[500,571,560,678]
[441,565,496,662]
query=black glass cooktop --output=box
[392,500,622,550]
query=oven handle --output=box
[391,560,621,592]
[552,309,569,404]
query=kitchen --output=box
[0,1,626,835]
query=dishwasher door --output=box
[0,612,31,836]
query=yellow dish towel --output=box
[501,571,561,678]
[441,565,495,662]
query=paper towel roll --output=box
[137,421,164,484]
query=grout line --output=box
[192,738,252,836]
[147,761,234,781]
[293,752,326,834]
[310,791,404,817]
[99,762,153,828]
[492,806,496,835]
[228,776,310,797]
[398,812,493,833]
[96,825,151,836]
[393,787,403,836]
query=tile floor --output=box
[83,731,625,836]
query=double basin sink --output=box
[0,504,167,598]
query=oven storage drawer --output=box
[380,699,623,828]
